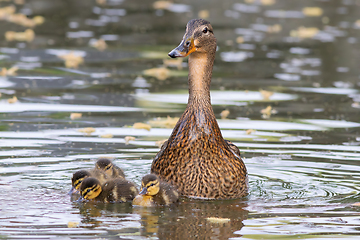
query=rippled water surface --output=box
[1,0,360,239]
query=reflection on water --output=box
[1,0,360,239]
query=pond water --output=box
[1,0,360,239]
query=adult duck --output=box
[151,19,248,200]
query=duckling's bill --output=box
[139,187,148,195]
[68,186,78,195]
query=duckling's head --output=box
[139,174,160,196]
[80,177,102,200]
[95,158,114,176]
[168,19,216,58]
[70,170,92,194]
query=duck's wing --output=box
[225,140,241,158]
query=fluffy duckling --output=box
[79,177,138,203]
[69,169,108,195]
[133,174,179,207]
[95,158,125,179]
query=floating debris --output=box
[14,0,25,4]
[7,96,18,104]
[124,136,135,145]
[67,222,79,228]
[260,89,274,100]
[206,217,231,224]
[198,9,209,19]
[220,110,230,119]
[153,1,172,10]
[155,139,167,148]
[163,58,183,70]
[5,29,34,42]
[58,52,84,69]
[96,0,107,5]
[0,5,16,18]
[89,38,107,51]
[355,19,360,28]
[246,129,256,135]
[153,1,191,13]
[100,134,113,138]
[133,122,151,131]
[261,105,277,119]
[148,116,179,128]
[70,113,82,120]
[6,13,44,27]
[0,66,18,76]
[143,67,170,80]
[290,27,319,38]
[260,0,275,5]
[78,127,96,135]
[236,36,244,44]
[302,7,323,17]
[352,102,360,108]
[267,24,282,33]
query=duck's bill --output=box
[139,187,148,195]
[168,38,196,58]
[68,186,78,195]
[76,196,85,203]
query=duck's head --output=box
[69,170,92,195]
[95,158,114,176]
[139,174,160,196]
[80,177,102,200]
[168,19,216,58]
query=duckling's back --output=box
[153,181,179,205]
[99,178,139,203]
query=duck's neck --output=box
[187,52,214,105]
[183,50,222,138]
[169,50,224,144]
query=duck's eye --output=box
[150,183,155,187]
[87,189,91,193]
[203,27,208,34]
[185,41,190,47]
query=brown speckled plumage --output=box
[151,19,248,199]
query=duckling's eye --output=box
[87,189,91,193]
[105,165,111,170]
[149,183,155,187]
[202,27,208,34]
[185,41,190,47]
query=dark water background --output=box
[1,0,360,239]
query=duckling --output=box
[79,177,138,203]
[133,174,179,207]
[95,158,125,179]
[69,169,108,195]
[151,19,248,200]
